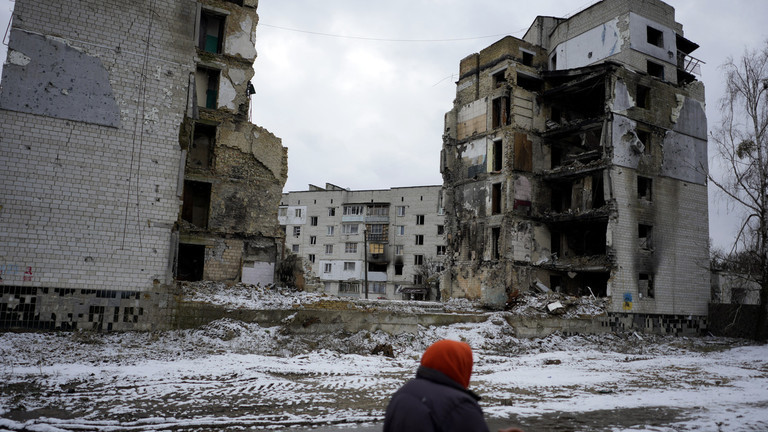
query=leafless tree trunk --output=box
[710,41,768,339]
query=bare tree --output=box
[414,256,446,301]
[709,41,768,339]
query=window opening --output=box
[637,176,653,201]
[636,84,651,109]
[345,243,357,253]
[191,123,215,170]
[646,26,664,48]
[492,70,506,88]
[195,67,219,109]
[292,226,301,237]
[414,255,424,265]
[308,254,315,263]
[639,273,655,298]
[492,96,511,129]
[291,244,299,253]
[647,61,664,79]
[415,235,424,245]
[324,244,333,254]
[324,263,332,273]
[639,224,653,250]
[310,236,317,245]
[491,227,501,259]
[492,183,502,215]
[437,245,446,256]
[522,51,534,66]
[344,262,355,271]
[310,216,318,226]
[182,180,211,228]
[517,73,543,92]
[198,10,225,53]
[177,243,205,281]
[493,140,503,171]
[416,215,425,225]
[437,225,445,235]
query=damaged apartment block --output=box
[0,0,286,331]
[440,0,710,329]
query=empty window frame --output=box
[177,243,205,281]
[436,245,446,256]
[343,205,364,216]
[492,69,506,88]
[195,67,219,109]
[191,123,215,170]
[308,254,316,263]
[310,216,318,226]
[636,84,651,109]
[328,207,336,217]
[516,73,543,92]
[367,204,389,217]
[415,235,424,245]
[414,254,424,265]
[646,26,664,48]
[181,180,211,228]
[639,224,653,250]
[310,236,317,245]
[395,263,404,275]
[492,183,502,215]
[639,273,655,299]
[437,225,445,235]
[647,60,664,80]
[413,274,424,285]
[492,139,503,171]
[345,242,358,253]
[491,227,501,259]
[637,176,653,201]
[636,129,651,155]
[416,215,425,225]
[292,226,301,237]
[198,10,225,53]
[521,50,534,66]
[339,282,360,294]
[344,262,355,271]
[492,96,511,129]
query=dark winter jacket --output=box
[383,365,490,432]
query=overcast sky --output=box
[2,0,767,250]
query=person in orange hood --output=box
[383,340,524,432]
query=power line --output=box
[260,22,527,43]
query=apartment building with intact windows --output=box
[440,0,709,333]
[279,184,446,300]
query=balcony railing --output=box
[677,50,704,76]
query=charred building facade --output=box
[0,0,287,330]
[441,0,710,322]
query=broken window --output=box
[636,84,651,109]
[369,263,387,273]
[181,180,211,228]
[639,224,653,250]
[328,207,336,217]
[513,133,533,171]
[636,129,651,155]
[292,226,301,237]
[646,26,664,48]
[310,236,317,245]
[195,67,219,109]
[647,60,664,80]
[637,176,653,201]
[198,10,225,54]
[414,255,424,265]
[492,183,502,215]
[177,243,205,281]
[310,216,318,226]
[416,215,425,225]
[191,123,215,170]
[324,244,333,254]
[414,274,424,285]
[345,243,357,253]
[343,205,364,216]
[550,53,557,70]
[492,70,506,88]
[367,204,389,217]
[549,275,562,293]
[415,235,424,245]
[492,96,510,129]
[517,73,543,92]
[521,50,534,66]
[639,273,655,299]
[308,254,315,263]
[493,139,503,171]
[436,245,446,256]
[437,225,444,235]
[491,227,501,260]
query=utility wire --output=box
[260,22,527,43]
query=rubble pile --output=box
[507,292,609,319]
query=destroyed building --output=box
[0,0,287,330]
[440,0,710,327]
[279,184,446,300]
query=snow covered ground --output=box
[1,285,767,431]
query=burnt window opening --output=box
[198,10,225,54]
[549,275,562,293]
[196,67,220,109]
[639,273,655,299]
[177,243,205,281]
[639,224,653,250]
[395,263,404,275]
[191,123,216,170]
[638,176,653,201]
[550,107,562,123]
[493,140,503,172]
[636,130,651,155]
[592,174,606,208]
[636,84,651,109]
[517,73,543,92]
[369,262,387,273]
[492,96,511,129]
[492,70,506,88]
[550,231,561,257]
[491,227,501,260]
[492,183,502,215]
[551,184,572,213]
[551,146,563,169]
[181,180,211,228]
[647,61,664,80]
[522,51,534,66]
[646,26,664,48]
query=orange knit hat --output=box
[420,340,474,389]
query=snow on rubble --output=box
[1,283,767,431]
